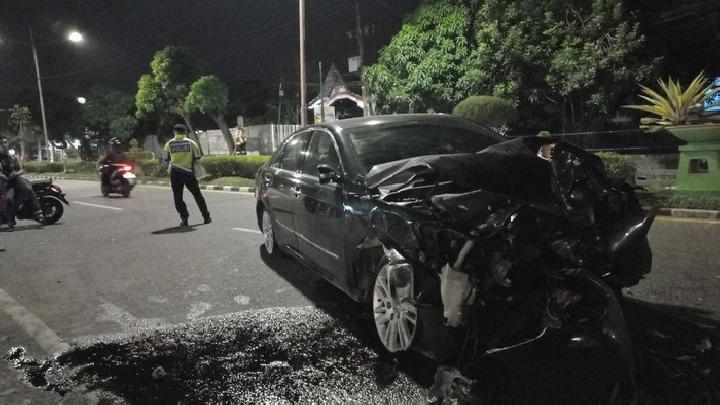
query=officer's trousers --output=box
[170,168,209,220]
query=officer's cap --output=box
[173,124,187,133]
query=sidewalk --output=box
[26,175,720,219]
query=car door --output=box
[263,131,310,250]
[293,130,347,283]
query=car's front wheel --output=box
[372,250,418,353]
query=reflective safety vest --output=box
[164,134,201,173]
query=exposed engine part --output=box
[440,240,478,328]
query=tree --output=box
[363,2,471,113]
[185,76,235,154]
[365,0,658,132]
[135,46,203,151]
[7,105,41,160]
[80,85,137,142]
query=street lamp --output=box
[77,96,87,105]
[29,26,84,162]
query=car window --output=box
[347,123,503,172]
[279,132,310,171]
[302,131,341,176]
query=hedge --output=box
[595,151,637,183]
[62,160,98,173]
[135,159,169,178]
[22,161,65,173]
[199,155,270,178]
[453,96,517,128]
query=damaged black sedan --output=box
[255,114,655,396]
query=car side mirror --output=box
[317,164,341,184]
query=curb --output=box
[26,175,255,193]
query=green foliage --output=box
[452,96,517,128]
[110,116,138,141]
[185,76,229,115]
[640,190,720,210]
[127,150,154,161]
[365,0,657,131]
[624,72,720,131]
[363,2,471,112]
[199,155,270,178]
[80,85,136,138]
[23,161,65,173]
[595,151,636,181]
[135,46,200,120]
[135,74,166,119]
[62,160,97,173]
[135,159,169,178]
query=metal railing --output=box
[513,129,684,154]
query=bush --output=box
[453,96,517,129]
[596,151,637,183]
[136,159,168,178]
[199,155,270,178]
[128,150,154,161]
[22,161,65,173]
[62,160,98,173]
[639,190,720,210]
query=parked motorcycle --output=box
[0,177,69,227]
[100,162,136,198]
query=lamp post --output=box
[28,26,84,162]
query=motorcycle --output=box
[100,162,136,198]
[0,177,69,227]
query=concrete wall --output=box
[633,153,679,189]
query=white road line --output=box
[656,217,720,225]
[232,227,262,235]
[0,288,69,355]
[74,201,124,211]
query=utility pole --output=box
[277,80,283,124]
[319,61,325,123]
[299,0,307,126]
[354,0,370,116]
[29,26,52,162]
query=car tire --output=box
[371,249,418,353]
[260,208,282,257]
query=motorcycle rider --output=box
[0,135,44,228]
[99,138,131,191]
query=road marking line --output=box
[656,217,720,225]
[0,288,69,355]
[74,201,124,211]
[232,227,262,235]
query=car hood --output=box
[365,137,562,205]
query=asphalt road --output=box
[1,179,719,403]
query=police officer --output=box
[162,124,211,227]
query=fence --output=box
[245,124,302,155]
[514,129,684,154]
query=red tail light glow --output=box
[123,165,132,171]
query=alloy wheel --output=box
[262,209,275,254]
[373,259,417,352]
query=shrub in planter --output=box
[199,155,270,178]
[596,151,637,183]
[453,95,517,134]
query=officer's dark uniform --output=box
[162,125,211,226]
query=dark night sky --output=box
[0,0,421,125]
[1,0,718,134]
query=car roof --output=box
[320,113,476,133]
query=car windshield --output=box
[347,122,504,172]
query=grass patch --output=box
[200,176,255,187]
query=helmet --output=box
[109,138,122,153]
[173,124,187,134]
